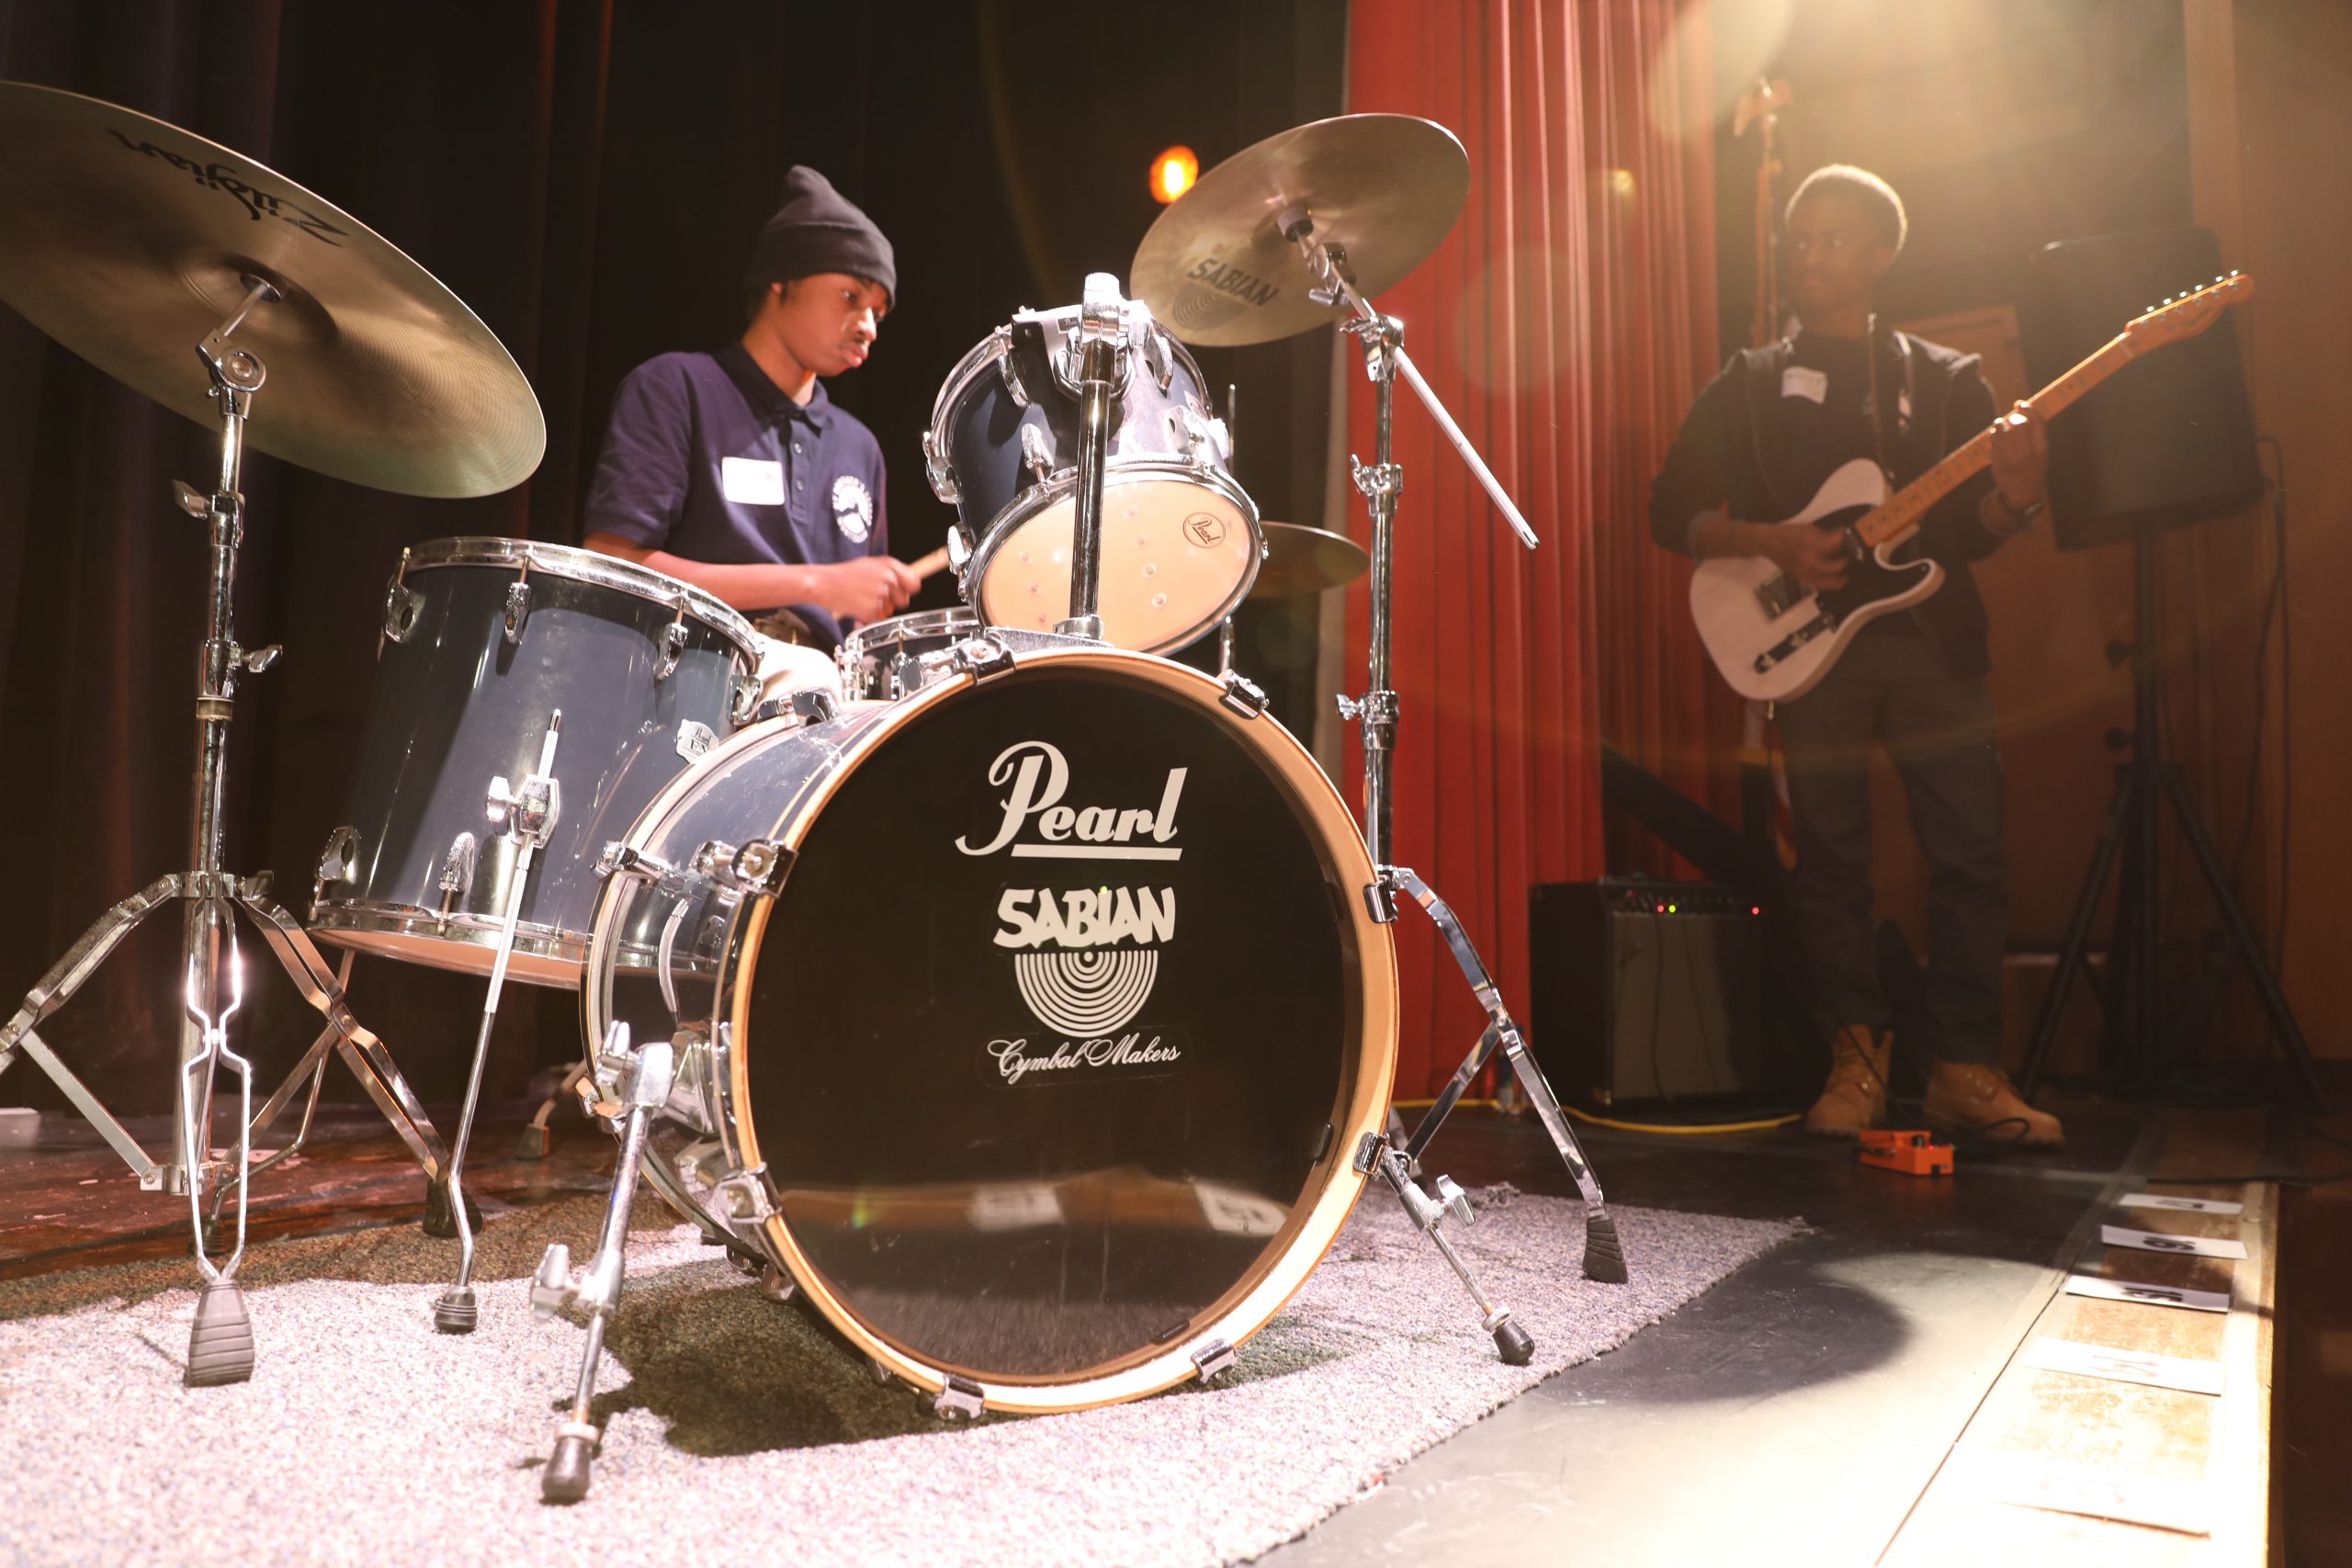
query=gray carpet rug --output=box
[0,1187,1792,1567]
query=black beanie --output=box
[744,166,897,305]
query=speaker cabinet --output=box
[2018,226,2261,551]
[1529,882,1769,1110]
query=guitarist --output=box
[1647,164,2063,1145]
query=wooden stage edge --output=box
[1883,1111,2282,1566]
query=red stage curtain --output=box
[1345,0,1738,1094]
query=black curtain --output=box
[0,0,1345,1113]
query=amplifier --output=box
[1528,880,1770,1109]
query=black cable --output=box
[2228,438,2290,975]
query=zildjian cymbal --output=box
[1249,522,1371,598]
[0,81,544,498]
[1131,113,1468,348]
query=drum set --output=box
[0,83,1625,1504]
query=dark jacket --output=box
[1647,330,2012,677]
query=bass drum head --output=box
[733,649,1394,1411]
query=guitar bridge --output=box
[1754,611,1837,673]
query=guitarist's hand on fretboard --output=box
[1986,400,2050,522]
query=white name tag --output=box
[2025,1335,2225,1396]
[721,456,786,506]
[2120,1192,2244,1215]
[2100,1224,2247,1260]
[1781,366,1827,403]
[2065,1273,2231,1313]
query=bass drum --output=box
[582,642,1396,1414]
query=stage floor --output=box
[2,1085,2340,1566]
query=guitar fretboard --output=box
[1857,332,2139,548]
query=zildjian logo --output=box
[107,129,347,246]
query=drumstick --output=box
[908,544,953,580]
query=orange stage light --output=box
[1150,146,1198,205]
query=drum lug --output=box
[922,426,959,504]
[380,548,422,649]
[595,841,674,886]
[932,1373,986,1421]
[1142,322,1173,392]
[709,1164,774,1225]
[945,524,973,573]
[1190,1338,1237,1384]
[1352,1130,1388,1176]
[1019,421,1056,484]
[502,577,531,644]
[486,769,560,847]
[750,686,837,728]
[654,616,690,682]
[729,672,760,727]
[1218,671,1268,719]
[1168,405,1231,468]
[437,831,479,900]
[995,322,1032,407]
[693,837,793,897]
[312,826,358,910]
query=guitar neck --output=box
[1856,331,2139,547]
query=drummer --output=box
[580,165,919,684]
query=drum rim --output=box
[964,461,1265,652]
[398,536,762,665]
[310,899,642,984]
[728,645,1397,1414]
[837,604,983,656]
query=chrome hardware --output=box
[654,614,690,682]
[729,672,760,727]
[1169,406,1230,468]
[312,826,358,908]
[172,479,209,518]
[381,549,423,646]
[995,325,1032,407]
[1020,421,1055,483]
[1432,1173,1475,1227]
[1142,324,1173,390]
[1191,1338,1237,1382]
[1352,1130,1385,1175]
[528,1242,571,1318]
[437,832,479,898]
[595,842,674,885]
[933,1373,986,1421]
[789,688,837,726]
[949,635,1019,679]
[922,425,960,504]
[235,643,281,675]
[945,524,973,572]
[693,837,791,897]
[502,578,530,644]
[710,1164,774,1224]
[1219,670,1267,718]
[674,719,715,761]
[485,773,559,842]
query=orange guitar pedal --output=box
[1859,1129,1954,1178]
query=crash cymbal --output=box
[1250,521,1370,599]
[1132,114,1468,348]
[0,82,543,498]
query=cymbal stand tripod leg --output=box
[1287,221,1626,1350]
[434,711,565,1333]
[527,1021,672,1504]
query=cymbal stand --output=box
[1056,272,1126,642]
[1283,220,1628,1357]
[0,281,454,1383]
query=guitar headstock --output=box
[2125,271,2255,349]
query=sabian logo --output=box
[1184,255,1280,309]
[956,740,1186,861]
[107,128,347,245]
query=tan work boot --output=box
[1924,1062,2064,1146]
[1804,1024,1892,1137]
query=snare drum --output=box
[835,607,1084,701]
[582,642,1395,1413]
[922,296,1261,653]
[311,538,760,987]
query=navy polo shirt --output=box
[582,342,888,650]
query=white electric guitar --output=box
[1689,272,2254,703]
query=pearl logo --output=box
[956,740,1187,861]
